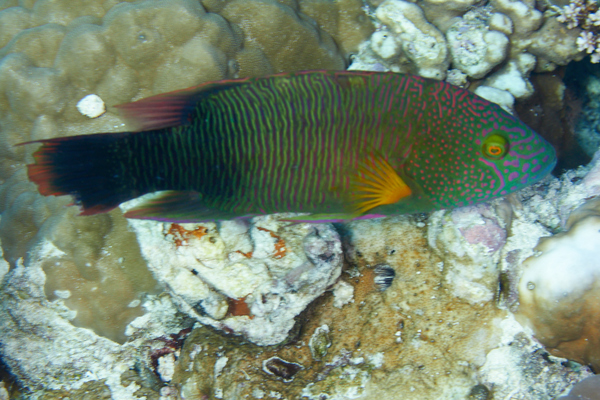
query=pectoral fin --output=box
[351,152,412,214]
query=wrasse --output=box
[23,71,556,223]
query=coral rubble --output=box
[122,211,343,346]
[352,0,584,100]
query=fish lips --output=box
[529,150,557,184]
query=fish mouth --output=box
[530,153,557,183]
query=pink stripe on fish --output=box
[479,157,506,195]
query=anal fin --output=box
[280,213,387,223]
[280,213,356,223]
[122,191,238,223]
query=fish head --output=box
[403,90,557,210]
[472,114,557,195]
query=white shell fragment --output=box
[76,94,106,118]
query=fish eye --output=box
[482,134,509,160]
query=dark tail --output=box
[23,132,138,215]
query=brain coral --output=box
[0,0,372,342]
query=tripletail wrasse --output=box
[22,71,556,223]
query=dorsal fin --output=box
[114,79,251,131]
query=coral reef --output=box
[7,150,600,397]
[352,0,584,102]
[0,171,161,344]
[428,203,508,305]
[446,9,509,80]
[1,0,600,398]
[556,0,600,62]
[154,214,591,399]
[38,208,161,344]
[517,197,600,371]
[0,0,370,330]
[122,211,344,346]
[0,0,371,396]
[0,252,184,398]
[374,0,449,79]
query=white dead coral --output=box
[354,0,581,103]
[375,0,449,79]
[428,203,508,305]
[483,53,536,99]
[122,211,344,346]
[489,0,542,35]
[446,9,509,79]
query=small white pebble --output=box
[54,289,71,299]
[77,94,106,118]
[332,280,354,308]
[128,299,141,308]
[157,353,176,382]
[368,352,385,368]
[214,356,228,377]
[350,356,365,365]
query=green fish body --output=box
[26,71,556,222]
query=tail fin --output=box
[23,132,135,215]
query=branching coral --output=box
[557,0,600,62]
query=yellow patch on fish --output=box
[352,153,412,214]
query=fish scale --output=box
[200,73,360,213]
[23,71,556,222]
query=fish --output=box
[23,70,557,223]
